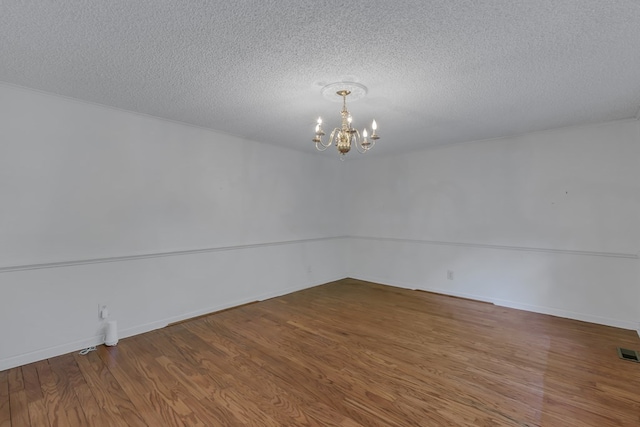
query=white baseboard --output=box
[491,298,638,331]
[348,274,495,304]
[0,335,104,372]
[348,274,639,332]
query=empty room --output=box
[1,1,639,426]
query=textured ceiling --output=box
[2,0,640,158]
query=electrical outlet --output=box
[447,270,454,280]
[98,304,108,320]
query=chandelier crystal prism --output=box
[312,88,379,159]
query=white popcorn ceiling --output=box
[1,0,640,157]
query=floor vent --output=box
[617,348,640,362]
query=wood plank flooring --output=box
[2,278,640,426]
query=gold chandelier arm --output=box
[315,128,339,151]
[315,141,330,151]
[329,128,339,146]
[316,138,332,149]
[351,129,368,154]
[357,138,375,153]
[356,127,377,153]
[314,127,332,149]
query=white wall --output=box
[0,84,348,371]
[346,120,640,331]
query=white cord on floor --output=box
[78,346,97,355]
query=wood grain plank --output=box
[67,352,123,427]
[94,345,176,427]
[146,329,322,426]
[74,350,147,427]
[26,400,51,427]
[96,342,197,427]
[35,360,74,427]
[8,368,30,427]
[20,363,43,405]
[0,370,11,427]
[140,332,245,425]
[46,355,89,427]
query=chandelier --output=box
[312,84,379,159]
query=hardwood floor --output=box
[2,278,640,426]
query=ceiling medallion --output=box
[312,82,379,160]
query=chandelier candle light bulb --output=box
[312,83,380,159]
